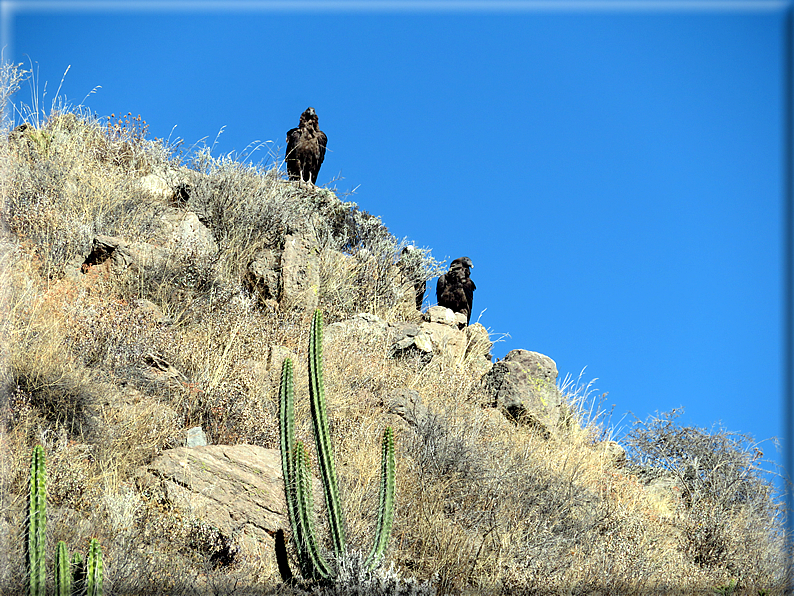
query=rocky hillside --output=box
[0,76,788,594]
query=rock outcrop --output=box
[388,306,492,367]
[77,209,217,280]
[483,349,565,437]
[244,234,320,314]
[135,445,292,562]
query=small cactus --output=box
[55,540,72,596]
[23,445,103,596]
[86,538,104,596]
[27,445,46,596]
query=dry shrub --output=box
[624,409,788,590]
[185,146,443,322]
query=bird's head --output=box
[300,107,318,126]
[451,256,473,270]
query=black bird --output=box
[436,257,476,324]
[286,107,327,184]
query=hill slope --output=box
[0,82,788,594]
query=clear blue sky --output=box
[4,1,790,493]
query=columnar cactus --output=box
[86,538,104,596]
[27,445,46,596]
[365,426,396,568]
[307,310,346,558]
[278,309,396,582]
[55,540,72,596]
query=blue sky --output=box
[4,1,791,495]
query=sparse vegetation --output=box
[0,61,789,595]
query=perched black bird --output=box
[285,107,327,184]
[436,256,476,324]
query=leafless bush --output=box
[624,409,788,585]
[624,409,781,514]
[4,111,173,278]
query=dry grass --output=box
[0,67,789,595]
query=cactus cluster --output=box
[25,444,104,596]
[278,309,396,582]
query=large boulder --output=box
[138,167,194,203]
[135,445,293,562]
[424,305,466,328]
[156,208,218,261]
[483,349,564,436]
[138,173,173,201]
[82,235,168,275]
[79,210,216,278]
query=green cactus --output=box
[86,538,103,596]
[307,310,346,558]
[365,426,396,568]
[55,540,72,596]
[27,445,46,596]
[277,309,396,582]
[23,445,103,596]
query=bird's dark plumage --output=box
[286,107,327,184]
[436,257,476,324]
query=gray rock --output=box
[82,235,168,275]
[243,235,322,314]
[423,306,458,327]
[139,173,173,201]
[383,388,431,430]
[390,321,421,338]
[156,209,218,261]
[483,349,564,436]
[388,313,472,364]
[135,445,296,561]
[139,168,195,203]
[186,426,208,447]
[245,248,281,308]
[387,326,433,362]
